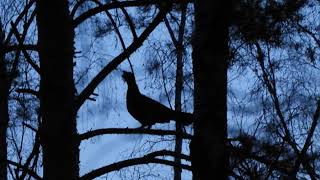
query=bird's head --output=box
[122,71,136,83]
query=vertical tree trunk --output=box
[37,0,79,179]
[0,52,8,180]
[174,4,187,180]
[0,24,8,180]
[190,1,231,179]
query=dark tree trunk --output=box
[174,4,187,180]
[0,25,8,179]
[190,1,231,179]
[0,56,8,180]
[37,0,79,179]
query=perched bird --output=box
[122,71,193,128]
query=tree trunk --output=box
[0,55,8,180]
[37,0,79,179]
[174,4,187,180]
[190,1,231,179]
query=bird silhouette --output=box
[122,71,193,128]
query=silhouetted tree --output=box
[190,1,232,179]
[35,0,189,179]
[0,1,38,177]
[227,0,318,179]
[0,22,10,180]
[36,0,78,179]
[172,5,188,180]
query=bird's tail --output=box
[175,111,194,125]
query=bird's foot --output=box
[135,125,152,129]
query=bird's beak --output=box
[121,71,127,81]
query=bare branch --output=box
[18,130,40,180]
[5,0,36,44]
[73,0,192,27]
[4,44,37,53]
[114,0,138,40]
[255,43,299,152]
[80,150,191,180]
[164,17,179,47]
[10,19,40,74]
[90,0,135,72]
[292,100,320,180]
[70,0,87,18]
[15,88,39,98]
[7,160,41,180]
[22,122,37,133]
[301,100,320,156]
[79,127,192,141]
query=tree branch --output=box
[70,0,87,18]
[114,0,138,40]
[301,100,320,156]
[164,17,179,47]
[5,0,36,45]
[90,0,135,72]
[255,43,299,152]
[80,150,191,180]
[73,0,191,27]
[79,127,192,141]
[7,160,41,180]
[15,88,39,98]
[18,128,40,180]
[10,18,40,74]
[4,44,37,53]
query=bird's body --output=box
[122,71,193,128]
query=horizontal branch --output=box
[80,150,191,180]
[150,149,191,161]
[79,128,193,141]
[16,88,39,98]
[4,44,38,53]
[73,0,191,27]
